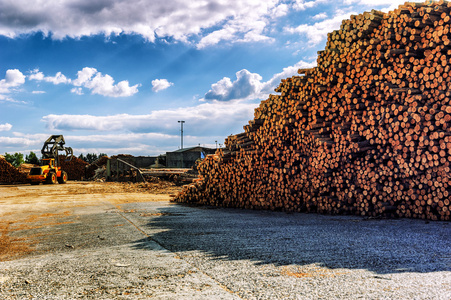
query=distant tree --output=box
[3,153,14,165]
[78,153,107,163]
[25,151,40,165]
[4,152,24,167]
[86,153,98,164]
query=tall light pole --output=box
[178,120,185,149]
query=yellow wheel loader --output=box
[27,135,73,185]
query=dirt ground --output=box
[0,181,182,262]
[0,181,450,299]
[0,181,242,299]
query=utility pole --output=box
[178,120,185,149]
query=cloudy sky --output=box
[0,0,422,157]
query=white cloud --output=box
[0,96,26,103]
[198,27,236,49]
[3,59,317,155]
[0,132,62,153]
[45,72,71,84]
[72,67,98,86]
[0,123,12,131]
[239,22,273,43]
[14,58,313,155]
[29,70,71,84]
[203,59,316,102]
[271,3,289,18]
[32,90,46,94]
[73,67,139,97]
[0,0,428,50]
[58,132,179,154]
[28,70,45,81]
[312,12,328,20]
[196,1,283,49]
[292,0,328,11]
[151,79,174,92]
[0,69,26,102]
[29,67,139,98]
[41,100,257,136]
[0,69,25,93]
[0,0,286,48]
[204,70,263,101]
[0,135,41,148]
[285,11,354,46]
[70,87,84,95]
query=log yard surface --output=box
[0,182,449,299]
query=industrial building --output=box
[165,146,216,168]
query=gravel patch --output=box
[126,203,451,299]
[1,196,450,299]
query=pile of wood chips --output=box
[0,156,27,184]
[59,156,88,181]
[174,1,451,221]
[64,181,182,195]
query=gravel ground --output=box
[126,203,451,300]
[0,183,450,299]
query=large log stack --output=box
[59,156,88,181]
[0,155,28,184]
[174,1,451,221]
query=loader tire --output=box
[58,171,68,184]
[46,171,57,184]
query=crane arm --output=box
[41,135,73,163]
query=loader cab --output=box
[41,158,56,168]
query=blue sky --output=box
[0,0,422,157]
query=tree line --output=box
[77,153,108,164]
[3,152,108,167]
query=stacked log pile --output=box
[174,1,451,221]
[17,163,35,175]
[59,156,88,181]
[0,155,28,183]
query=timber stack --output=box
[59,155,88,181]
[174,1,451,221]
[0,155,27,184]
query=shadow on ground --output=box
[132,203,451,275]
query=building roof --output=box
[169,146,214,153]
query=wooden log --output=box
[0,156,28,183]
